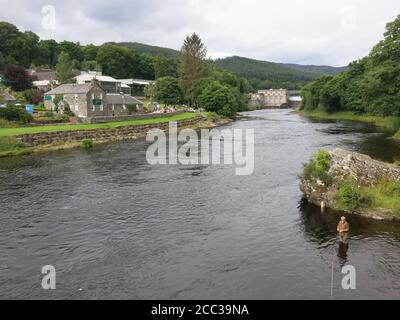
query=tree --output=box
[137,54,155,79]
[155,76,182,106]
[178,33,207,103]
[154,55,178,78]
[58,41,84,64]
[197,81,237,117]
[3,65,33,91]
[36,39,59,68]
[144,82,156,102]
[82,44,99,61]
[188,77,213,108]
[96,44,138,78]
[55,52,75,84]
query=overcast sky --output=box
[1,0,399,66]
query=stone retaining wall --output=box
[329,148,400,186]
[17,115,205,147]
[82,111,185,123]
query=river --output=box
[0,109,399,299]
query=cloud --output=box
[0,0,399,66]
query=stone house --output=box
[44,80,144,120]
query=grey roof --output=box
[46,83,93,95]
[27,69,57,81]
[106,94,143,105]
[3,91,16,102]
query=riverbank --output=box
[295,109,400,139]
[0,112,232,158]
[300,148,400,221]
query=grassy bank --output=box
[0,112,198,137]
[295,109,400,134]
[0,112,230,158]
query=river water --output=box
[0,109,399,299]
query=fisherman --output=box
[337,216,350,243]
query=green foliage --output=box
[155,76,182,105]
[3,65,33,91]
[55,52,75,84]
[0,106,33,123]
[212,56,330,90]
[127,104,137,114]
[338,182,372,210]
[179,33,208,102]
[303,149,332,185]
[301,15,400,117]
[154,55,178,78]
[197,81,237,118]
[81,139,93,149]
[0,136,25,152]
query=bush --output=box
[0,118,20,128]
[127,104,136,114]
[338,182,371,210]
[81,139,93,149]
[197,81,237,118]
[303,149,332,185]
[0,106,33,123]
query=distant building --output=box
[106,93,144,114]
[27,68,57,82]
[75,72,122,94]
[118,79,154,97]
[250,89,289,108]
[249,89,302,108]
[44,80,144,121]
[32,79,59,92]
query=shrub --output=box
[338,182,371,210]
[0,118,20,128]
[303,149,332,185]
[0,106,33,123]
[81,139,93,149]
[127,104,136,114]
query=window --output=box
[75,105,79,111]
[92,105,95,112]
[100,105,103,111]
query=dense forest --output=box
[301,15,400,117]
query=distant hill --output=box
[112,42,180,59]
[277,63,347,75]
[115,42,346,89]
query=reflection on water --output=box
[0,109,399,299]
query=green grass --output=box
[0,112,198,137]
[358,180,400,216]
[296,109,400,132]
[394,130,400,140]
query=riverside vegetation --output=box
[301,149,400,220]
[0,112,230,157]
[300,15,400,140]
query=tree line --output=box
[0,21,251,117]
[301,15,400,117]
